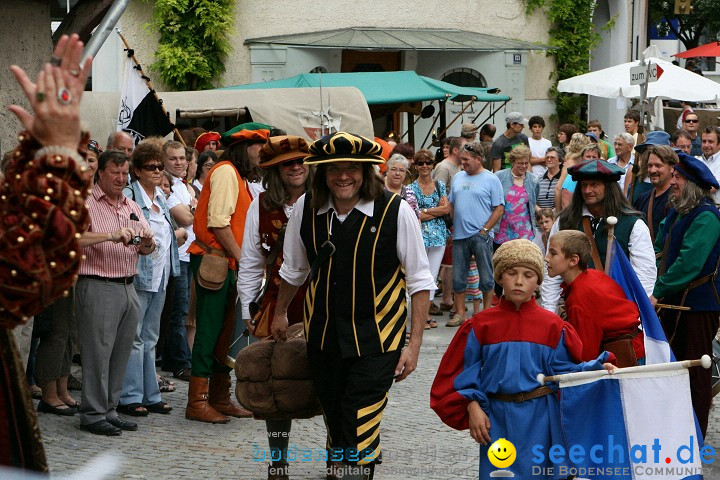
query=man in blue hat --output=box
[651,152,720,437]
[541,159,656,313]
[271,132,435,480]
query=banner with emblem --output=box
[116,33,174,145]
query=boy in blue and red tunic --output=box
[431,239,615,479]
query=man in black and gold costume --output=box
[271,132,434,480]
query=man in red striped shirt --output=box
[76,150,156,436]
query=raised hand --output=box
[8,34,92,149]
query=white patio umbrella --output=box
[557,52,720,103]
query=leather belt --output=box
[489,385,554,403]
[195,239,228,257]
[80,274,134,285]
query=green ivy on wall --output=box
[147,0,234,91]
[525,0,614,127]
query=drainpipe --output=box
[82,0,130,63]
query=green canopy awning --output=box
[221,71,509,104]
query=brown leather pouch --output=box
[197,254,229,291]
[602,337,638,368]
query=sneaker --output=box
[446,314,464,327]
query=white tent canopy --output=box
[557,48,720,103]
[79,87,374,147]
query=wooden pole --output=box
[604,216,617,275]
[435,98,476,140]
[116,30,186,146]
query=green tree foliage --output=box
[525,0,610,126]
[650,0,720,49]
[147,0,234,91]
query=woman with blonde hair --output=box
[554,133,591,211]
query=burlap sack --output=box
[234,324,322,419]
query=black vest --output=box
[300,191,406,357]
[574,214,640,268]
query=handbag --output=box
[434,181,453,229]
[195,240,229,290]
[235,324,322,420]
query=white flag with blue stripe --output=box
[557,366,704,480]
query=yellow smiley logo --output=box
[488,438,517,469]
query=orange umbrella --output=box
[674,42,720,58]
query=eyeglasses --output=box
[280,158,304,167]
[141,164,164,172]
[685,119,699,123]
[414,161,432,167]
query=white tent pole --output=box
[537,355,711,385]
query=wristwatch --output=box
[423,208,428,214]
[481,227,490,234]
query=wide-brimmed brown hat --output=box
[259,135,309,168]
[303,132,385,165]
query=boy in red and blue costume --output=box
[431,239,615,479]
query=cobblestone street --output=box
[37,320,720,480]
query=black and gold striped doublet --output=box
[300,191,407,358]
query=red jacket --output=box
[562,269,644,362]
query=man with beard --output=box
[632,135,676,240]
[651,153,720,436]
[185,122,271,423]
[541,159,656,314]
[238,135,312,480]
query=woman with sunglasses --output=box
[409,149,450,328]
[117,142,183,416]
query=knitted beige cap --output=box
[492,239,545,285]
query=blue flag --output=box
[608,244,675,364]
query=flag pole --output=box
[116,29,186,146]
[604,216,617,275]
[538,355,711,385]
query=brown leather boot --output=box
[208,372,252,418]
[186,376,230,424]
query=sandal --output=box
[158,375,176,393]
[117,403,149,417]
[145,401,173,414]
[427,319,438,328]
[424,322,431,330]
